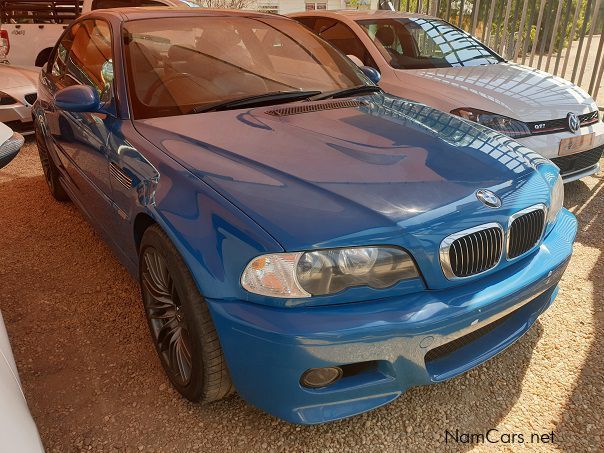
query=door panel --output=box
[44,18,118,230]
[105,125,160,256]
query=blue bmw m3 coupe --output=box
[33,8,577,424]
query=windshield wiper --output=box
[308,85,382,101]
[191,91,321,114]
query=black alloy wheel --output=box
[139,225,234,402]
[141,247,193,386]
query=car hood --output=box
[0,65,39,89]
[136,93,547,251]
[395,62,598,121]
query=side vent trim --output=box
[109,162,133,189]
[266,99,367,117]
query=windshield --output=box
[357,17,503,70]
[123,16,368,119]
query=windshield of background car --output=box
[122,16,368,119]
[357,17,503,69]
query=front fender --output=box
[118,126,285,301]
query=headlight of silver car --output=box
[241,247,419,298]
[451,107,531,138]
[0,91,18,106]
[547,174,564,225]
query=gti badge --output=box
[567,112,580,134]
[476,189,501,208]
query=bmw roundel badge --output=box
[476,189,502,208]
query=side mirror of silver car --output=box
[360,66,381,85]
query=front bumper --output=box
[208,209,577,424]
[0,101,34,136]
[517,122,604,181]
[551,146,602,182]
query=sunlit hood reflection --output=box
[136,93,547,250]
[397,62,597,121]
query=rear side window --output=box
[50,24,77,79]
[294,16,316,30]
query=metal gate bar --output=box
[398,0,604,106]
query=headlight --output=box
[451,108,531,138]
[547,174,564,225]
[0,91,17,106]
[241,246,419,298]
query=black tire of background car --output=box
[139,225,234,403]
[35,120,70,202]
[35,48,54,68]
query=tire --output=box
[139,225,234,403]
[35,118,70,202]
[35,48,53,67]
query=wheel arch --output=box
[133,211,157,253]
[35,47,53,67]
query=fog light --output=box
[300,367,343,388]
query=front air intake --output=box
[265,99,366,117]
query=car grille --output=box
[526,111,599,135]
[441,224,504,278]
[551,146,603,176]
[507,206,546,259]
[24,93,37,105]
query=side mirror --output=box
[0,126,24,169]
[54,85,100,112]
[360,66,381,85]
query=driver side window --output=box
[310,18,377,69]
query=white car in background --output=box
[0,65,39,135]
[0,0,197,67]
[0,125,39,447]
[0,120,25,167]
[0,309,43,452]
[290,10,604,182]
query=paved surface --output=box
[0,139,602,452]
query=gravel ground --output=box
[0,138,602,453]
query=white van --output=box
[0,0,197,67]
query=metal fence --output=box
[393,0,604,105]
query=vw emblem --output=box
[476,189,501,208]
[567,112,580,133]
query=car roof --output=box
[90,6,284,21]
[289,9,434,20]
